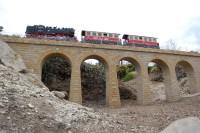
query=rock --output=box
[0,130,6,133]
[0,40,26,72]
[179,77,191,95]
[149,71,163,81]
[28,103,34,109]
[150,81,166,102]
[119,87,134,99]
[81,63,106,102]
[161,117,200,133]
[52,91,67,99]
[68,131,72,133]
[176,64,187,80]
[182,92,200,98]
[0,102,4,108]
[119,80,137,100]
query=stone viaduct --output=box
[1,36,200,107]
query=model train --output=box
[26,25,77,41]
[25,25,159,49]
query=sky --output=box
[0,0,200,51]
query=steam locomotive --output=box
[25,25,77,41]
[25,25,159,49]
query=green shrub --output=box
[127,64,135,72]
[148,66,161,73]
[122,71,136,82]
[117,65,127,79]
[117,64,136,79]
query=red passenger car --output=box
[122,34,159,49]
[81,30,121,45]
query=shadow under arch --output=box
[118,57,142,105]
[80,54,109,106]
[149,58,171,101]
[41,52,72,68]
[151,59,170,75]
[175,60,197,94]
[41,53,72,99]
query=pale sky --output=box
[0,0,200,51]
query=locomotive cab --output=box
[122,34,128,39]
[122,34,129,45]
[81,30,86,36]
[81,30,86,42]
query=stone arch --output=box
[81,55,109,67]
[117,57,142,105]
[175,60,197,94]
[80,54,109,106]
[151,59,170,77]
[36,49,73,79]
[41,52,72,99]
[41,53,72,68]
[148,58,171,102]
[118,57,142,73]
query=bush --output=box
[0,26,3,32]
[122,71,136,82]
[148,66,161,73]
[117,65,127,79]
[126,64,135,72]
[117,64,136,80]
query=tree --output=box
[165,39,180,50]
[0,26,3,32]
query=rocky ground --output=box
[93,97,200,133]
[0,63,124,133]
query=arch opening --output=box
[175,61,196,95]
[80,55,108,107]
[118,57,141,105]
[148,59,170,103]
[41,53,71,100]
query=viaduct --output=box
[1,36,200,107]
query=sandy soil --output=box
[84,96,200,133]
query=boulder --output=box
[0,40,26,72]
[52,91,68,99]
[161,117,200,133]
[178,77,191,95]
[118,80,137,100]
[150,81,166,102]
